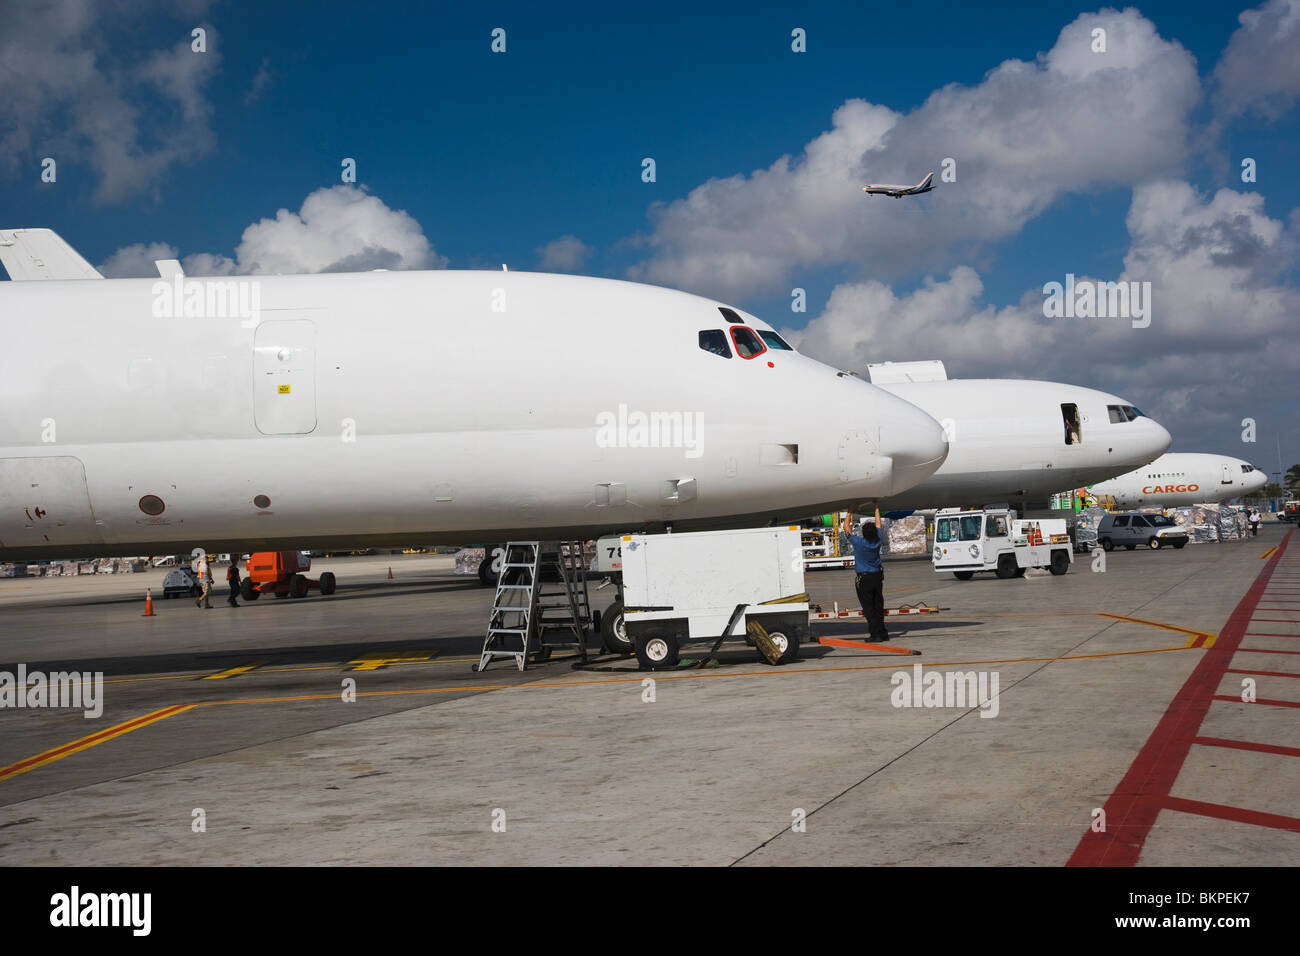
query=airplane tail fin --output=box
[916,172,934,192]
[0,228,104,281]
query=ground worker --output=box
[226,557,242,607]
[195,555,213,609]
[1249,508,1261,536]
[842,505,888,643]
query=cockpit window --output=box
[698,329,732,359]
[1241,464,1255,473]
[718,307,744,324]
[1125,406,1143,419]
[729,326,767,359]
[1108,405,1141,423]
[757,330,794,351]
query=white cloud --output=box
[97,241,179,278]
[0,0,220,203]
[1212,0,1300,121]
[99,186,445,277]
[536,235,592,272]
[630,8,1199,301]
[785,181,1300,448]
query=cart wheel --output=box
[769,630,800,665]
[241,578,259,601]
[319,571,336,596]
[635,633,679,670]
[289,573,309,598]
[1049,550,1070,576]
[995,555,1017,579]
[601,599,632,654]
[952,571,974,580]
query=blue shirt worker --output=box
[843,506,888,642]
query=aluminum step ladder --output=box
[476,541,592,672]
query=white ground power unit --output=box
[620,526,809,669]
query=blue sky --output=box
[3,0,1298,476]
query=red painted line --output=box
[1244,632,1300,638]
[1237,648,1300,656]
[1068,529,1292,867]
[1193,736,1300,758]
[1160,796,1300,834]
[1251,619,1300,623]
[1226,668,1300,679]
[1212,694,1300,709]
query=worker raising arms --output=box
[843,505,889,643]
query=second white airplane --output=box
[1088,452,1268,508]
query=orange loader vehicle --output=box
[240,551,336,601]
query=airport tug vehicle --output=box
[933,508,1072,580]
[240,550,337,601]
[619,527,809,670]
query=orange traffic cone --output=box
[142,588,156,617]
[387,566,394,580]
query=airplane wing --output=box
[0,228,104,281]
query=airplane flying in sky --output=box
[1087,452,1268,508]
[863,361,1172,512]
[861,172,935,198]
[0,230,951,560]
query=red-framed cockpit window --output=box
[729,326,767,360]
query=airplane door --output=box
[254,320,317,435]
[0,456,103,550]
[1221,463,1233,485]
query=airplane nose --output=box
[1143,417,1172,457]
[877,394,949,494]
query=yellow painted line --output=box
[1261,547,1279,560]
[1097,612,1217,644]
[202,660,270,680]
[346,650,434,671]
[0,704,194,783]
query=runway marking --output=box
[1244,632,1300,638]
[1226,668,1300,679]
[1260,547,1279,559]
[1069,528,1293,866]
[1212,694,1300,709]
[346,650,434,671]
[1161,796,1300,834]
[201,661,270,680]
[1096,613,1217,648]
[0,704,194,783]
[1192,736,1300,758]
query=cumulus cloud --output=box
[536,235,592,272]
[0,0,220,203]
[98,186,445,276]
[97,241,179,278]
[1212,0,1300,121]
[785,181,1300,444]
[629,8,1199,301]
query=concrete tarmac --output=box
[0,529,1295,866]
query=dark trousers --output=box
[228,583,240,606]
[855,570,887,640]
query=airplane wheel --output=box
[1049,551,1070,576]
[635,633,679,671]
[601,599,632,654]
[995,555,1017,579]
[952,571,974,580]
[477,556,495,587]
[319,571,336,596]
[1148,537,1161,550]
[1100,538,1113,552]
[591,609,602,636]
[289,573,309,598]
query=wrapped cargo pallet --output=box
[1217,505,1240,541]
[882,514,927,555]
[1072,507,1110,552]
[454,547,486,576]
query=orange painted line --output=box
[0,704,194,783]
[816,636,917,655]
[1098,613,1216,642]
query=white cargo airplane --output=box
[863,361,1172,512]
[861,172,934,198]
[1087,452,1268,508]
[0,229,951,560]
